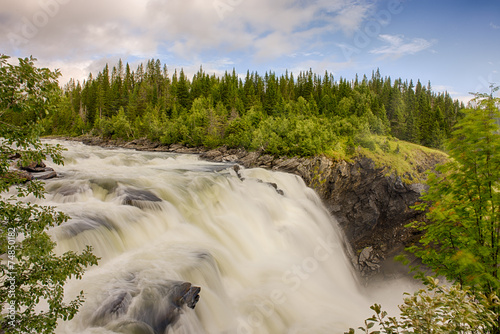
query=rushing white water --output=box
[34,140,379,334]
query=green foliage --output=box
[0,55,99,333]
[224,117,252,148]
[349,91,500,334]
[346,277,499,334]
[110,107,133,140]
[406,92,500,296]
[35,58,464,157]
[0,55,61,124]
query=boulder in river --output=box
[91,280,201,334]
[119,187,164,210]
[12,158,58,180]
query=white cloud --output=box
[330,1,373,35]
[370,34,436,57]
[490,22,500,29]
[289,51,325,58]
[0,0,374,60]
[0,0,379,83]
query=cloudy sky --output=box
[1,0,499,102]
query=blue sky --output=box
[1,0,499,102]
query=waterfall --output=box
[36,140,376,334]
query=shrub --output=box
[346,277,499,334]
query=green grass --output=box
[326,135,449,184]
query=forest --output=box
[6,58,465,158]
[23,59,464,156]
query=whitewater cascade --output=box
[32,141,376,333]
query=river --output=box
[31,140,405,333]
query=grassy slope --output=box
[326,135,449,183]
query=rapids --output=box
[32,140,392,333]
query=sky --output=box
[1,0,499,103]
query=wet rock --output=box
[358,246,381,277]
[91,280,201,334]
[56,215,114,239]
[359,246,373,263]
[91,291,134,326]
[267,182,284,196]
[32,169,57,180]
[233,165,244,181]
[172,282,201,310]
[19,160,47,173]
[233,165,284,195]
[90,178,119,193]
[52,183,87,196]
[122,188,162,203]
[4,159,57,181]
[119,187,163,210]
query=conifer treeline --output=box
[43,59,465,156]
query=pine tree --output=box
[96,64,111,118]
[176,68,191,111]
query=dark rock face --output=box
[304,157,425,250]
